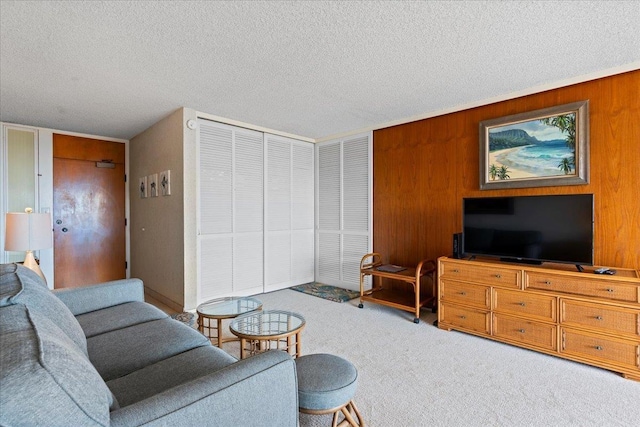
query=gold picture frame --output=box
[479,100,589,190]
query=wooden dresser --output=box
[437,256,640,381]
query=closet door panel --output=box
[197,120,263,302]
[266,231,291,287]
[234,232,263,292]
[292,229,314,282]
[200,235,233,301]
[291,143,315,284]
[292,143,315,230]
[343,234,369,287]
[315,133,372,291]
[199,125,233,235]
[317,143,341,231]
[343,135,369,232]
[265,136,314,291]
[234,131,263,233]
[318,232,341,283]
[267,138,291,232]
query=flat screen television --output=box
[462,194,594,267]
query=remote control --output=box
[594,267,610,274]
[604,269,617,275]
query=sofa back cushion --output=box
[0,303,113,426]
[0,263,87,355]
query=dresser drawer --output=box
[561,328,640,370]
[560,299,640,338]
[440,280,490,309]
[525,272,639,303]
[493,314,557,351]
[440,262,520,289]
[493,288,557,322]
[440,303,490,335]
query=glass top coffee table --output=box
[196,296,262,348]
[229,310,306,359]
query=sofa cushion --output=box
[107,345,237,407]
[76,301,168,338]
[0,263,22,305]
[88,317,210,381]
[0,263,88,356]
[0,304,113,427]
[54,278,145,316]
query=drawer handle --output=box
[518,329,526,333]
[459,292,467,296]
[452,269,460,273]
[606,288,614,293]
[595,345,603,351]
[519,302,526,307]
[495,274,502,278]
[543,280,552,285]
[459,315,466,320]
[595,316,603,321]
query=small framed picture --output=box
[139,176,148,199]
[159,170,171,196]
[149,174,158,197]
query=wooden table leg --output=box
[240,338,246,359]
[216,318,223,348]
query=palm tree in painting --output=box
[540,113,576,168]
[489,164,498,180]
[498,165,510,180]
[558,157,574,174]
[540,114,576,148]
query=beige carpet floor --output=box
[216,289,639,426]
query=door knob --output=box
[56,219,62,225]
[62,227,68,233]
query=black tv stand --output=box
[499,257,542,265]
[575,264,584,272]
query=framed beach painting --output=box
[479,100,589,190]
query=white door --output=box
[265,134,315,292]
[315,132,372,291]
[197,119,264,301]
[197,120,314,302]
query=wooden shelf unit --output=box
[359,253,436,323]
[437,256,640,381]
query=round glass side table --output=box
[229,310,306,359]
[196,296,262,348]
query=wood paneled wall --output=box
[373,70,640,269]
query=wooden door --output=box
[53,134,126,288]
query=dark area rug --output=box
[290,282,359,303]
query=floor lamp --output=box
[4,208,53,285]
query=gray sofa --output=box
[0,263,299,426]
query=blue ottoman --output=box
[295,353,365,427]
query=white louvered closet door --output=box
[265,135,314,292]
[197,119,263,303]
[315,133,372,291]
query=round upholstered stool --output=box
[295,353,365,427]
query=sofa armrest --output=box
[109,350,298,427]
[53,279,145,315]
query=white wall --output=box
[129,108,195,310]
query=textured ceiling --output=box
[1,1,639,141]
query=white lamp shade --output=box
[4,212,53,251]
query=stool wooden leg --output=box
[332,411,339,427]
[334,400,364,427]
[348,400,365,426]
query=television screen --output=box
[462,194,594,266]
